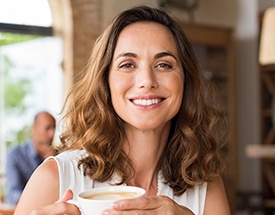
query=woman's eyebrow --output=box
[115,52,137,60]
[155,51,177,60]
[115,51,177,61]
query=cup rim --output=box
[77,186,146,202]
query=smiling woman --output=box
[14,5,230,215]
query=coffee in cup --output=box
[77,186,146,215]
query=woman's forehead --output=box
[113,22,178,58]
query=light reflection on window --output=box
[0,0,52,27]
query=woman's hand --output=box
[29,190,81,215]
[102,195,194,215]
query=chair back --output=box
[0,204,15,215]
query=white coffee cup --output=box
[77,186,146,215]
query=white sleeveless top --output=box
[50,150,207,215]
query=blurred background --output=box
[0,0,275,214]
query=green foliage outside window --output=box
[3,55,32,114]
[1,32,39,146]
[0,32,41,46]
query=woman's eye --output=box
[157,63,172,69]
[119,63,134,69]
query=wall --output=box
[102,0,237,28]
[259,0,275,12]
[102,0,158,28]
[170,0,237,27]
[235,0,260,191]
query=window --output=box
[0,0,63,194]
[0,0,52,27]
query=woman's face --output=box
[109,22,184,131]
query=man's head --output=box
[31,111,56,159]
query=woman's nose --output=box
[136,67,158,89]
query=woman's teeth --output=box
[132,99,162,106]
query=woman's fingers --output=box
[56,189,74,203]
[113,196,170,210]
[104,196,194,215]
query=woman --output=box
[15,5,230,215]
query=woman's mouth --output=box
[131,98,164,106]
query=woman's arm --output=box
[14,158,59,214]
[14,158,80,215]
[204,176,231,215]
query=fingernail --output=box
[113,202,121,209]
[103,211,112,215]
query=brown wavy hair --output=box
[59,5,229,196]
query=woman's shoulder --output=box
[46,149,88,174]
[55,149,88,162]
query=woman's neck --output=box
[123,124,170,195]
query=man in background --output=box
[5,111,56,205]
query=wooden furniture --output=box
[0,174,4,203]
[259,64,275,214]
[0,176,15,215]
[256,7,275,214]
[0,204,15,215]
[181,23,237,213]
